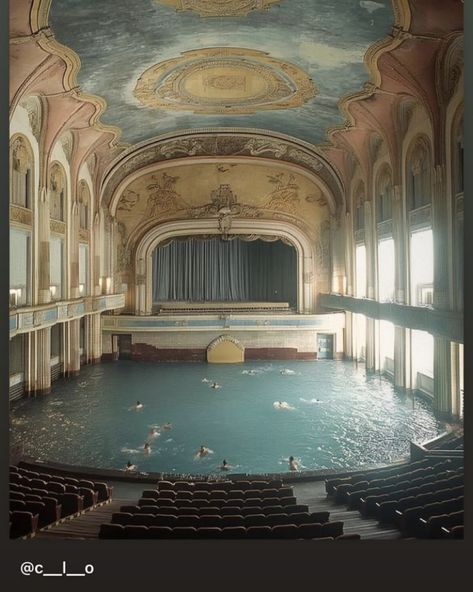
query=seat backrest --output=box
[244,514,267,527]
[221,526,246,539]
[153,514,178,527]
[196,527,222,538]
[111,512,133,525]
[147,526,174,539]
[322,521,344,538]
[99,523,125,539]
[298,523,323,539]
[271,524,298,539]
[246,526,272,539]
[124,525,149,539]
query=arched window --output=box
[10,136,33,209]
[353,183,365,231]
[49,164,66,222]
[78,180,90,230]
[376,167,393,223]
[406,138,432,211]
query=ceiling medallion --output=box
[133,48,317,114]
[155,1,282,17]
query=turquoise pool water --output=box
[10,360,445,476]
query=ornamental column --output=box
[432,165,451,311]
[433,336,453,417]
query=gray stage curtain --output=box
[152,237,296,304]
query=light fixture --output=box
[105,277,112,294]
[79,283,85,296]
[49,285,57,298]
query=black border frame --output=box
[1,1,471,588]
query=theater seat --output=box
[222,527,246,539]
[10,511,39,539]
[246,526,272,539]
[99,523,125,539]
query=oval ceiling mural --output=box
[133,48,317,114]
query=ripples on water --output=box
[10,360,445,475]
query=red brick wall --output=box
[127,343,316,362]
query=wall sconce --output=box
[49,285,57,299]
[79,283,85,296]
[105,277,112,294]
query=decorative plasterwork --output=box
[102,129,344,212]
[50,219,66,234]
[155,0,281,17]
[10,205,33,227]
[133,48,316,114]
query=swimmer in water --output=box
[135,400,143,410]
[202,378,210,383]
[144,442,151,454]
[288,456,299,471]
[161,422,172,430]
[219,459,233,471]
[196,445,210,458]
[274,401,294,410]
[125,461,137,471]
[148,427,160,438]
[211,382,221,389]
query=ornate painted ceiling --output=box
[49,0,394,148]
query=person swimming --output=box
[273,401,294,410]
[161,422,172,430]
[288,456,299,471]
[211,382,221,389]
[125,461,137,471]
[195,445,212,459]
[219,459,233,471]
[280,369,296,375]
[148,426,160,438]
[135,400,144,410]
[144,442,151,454]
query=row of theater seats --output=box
[155,479,284,492]
[112,509,330,528]
[127,503,310,516]
[325,459,464,539]
[99,521,350,540]
[140,485,293,501]
[9,465,112,538]
[325,457,451,495]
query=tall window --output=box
[78,181,90,230]
[49,164,66,222]
[355,244,366,298]
[407,139,432,211]
[354,313,366,361]
[10,136,33,209]
[410,228,433,306]
[379,320,394,372]
[79,243,89,296]
[9,228,31,307]
[49,236,64,301]
[376,168,393,222]
[411,330,434,385]
[378,238,395,302]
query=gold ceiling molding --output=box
[133,48,316,114]
[154,0,281,17]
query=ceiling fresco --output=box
[49,0,394,147]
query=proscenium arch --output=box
[134,219,316,315]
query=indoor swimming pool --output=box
[10,360,445,476]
